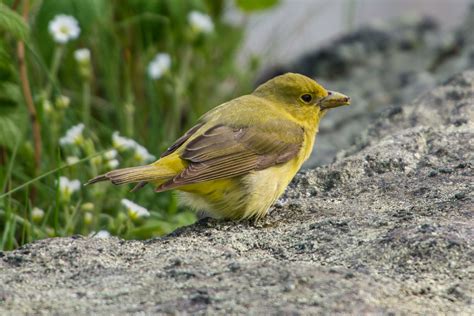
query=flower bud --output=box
[42,99,53,114]
[81,202,94,212]
[31,207,45,222]
[84,212,93,225]
[55,95,70,109]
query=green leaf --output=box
[0,82,26,149]
[235,0,279,12]
[0,43,11,71]
[0,3,29,41]
[127,219,173,239]
[0,106,23,147]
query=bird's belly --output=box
[241,161,299,219]
[177,159,300,220]
[177,178,247,219]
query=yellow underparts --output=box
[175,149,308,220]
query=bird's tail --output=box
[85,164,174,192]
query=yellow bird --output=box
[87,73,350,220]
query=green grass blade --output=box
[0,151,105,200]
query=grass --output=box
[0,0,262,250]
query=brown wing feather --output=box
[155,121,303,192]
[182,125,247,161]
[160,123,204,158]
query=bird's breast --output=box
[298,126,318,163]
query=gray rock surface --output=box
[259,5,474,167]
[0,71,473,314]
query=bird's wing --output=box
[160,123,204,158]
[155,120,304,192]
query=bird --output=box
[86,73,350,220]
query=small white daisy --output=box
[104,149,118,160]
[188,11,214,34]
[48,14,80,44]
[121,199,150,220]
[74,48,90,63]
[147,53,171,80]
[66,156,80,165]
[134,143,156,163]
[58,176,81,200]
[107,159,119,169]
[112,131,138,151]
[59,123,85,146]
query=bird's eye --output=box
[300,94,313,103]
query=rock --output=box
[0,71,472,314]
[258,6,474,167]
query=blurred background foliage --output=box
[0,0,278,250]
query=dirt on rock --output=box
[0,72,473,314]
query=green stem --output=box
[64,201,81,235]
[82,80,91,127]
[171,47,193,137]
[0,210,44,248]
[49,108,60,157]
[1,197,13,249]
[45,45,65,99]
[125,99,135,137]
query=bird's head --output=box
[253,73,350,122]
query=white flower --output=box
[89,230,111,238]
[66,156,80,165]
[59,123,85,146]
[104,149,118,160]
[121,198,150,220]
[111,132,155,162]
[112,131,137,151]
[134,144,156,163]
[107,159,119,169]
[48,14,80,44]
[147,53,171,80]
[188,11,214,34]
[31,207,45,222]
[58,176,81,200]
[74,48,90,63]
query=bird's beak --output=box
[319,90,351,110]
